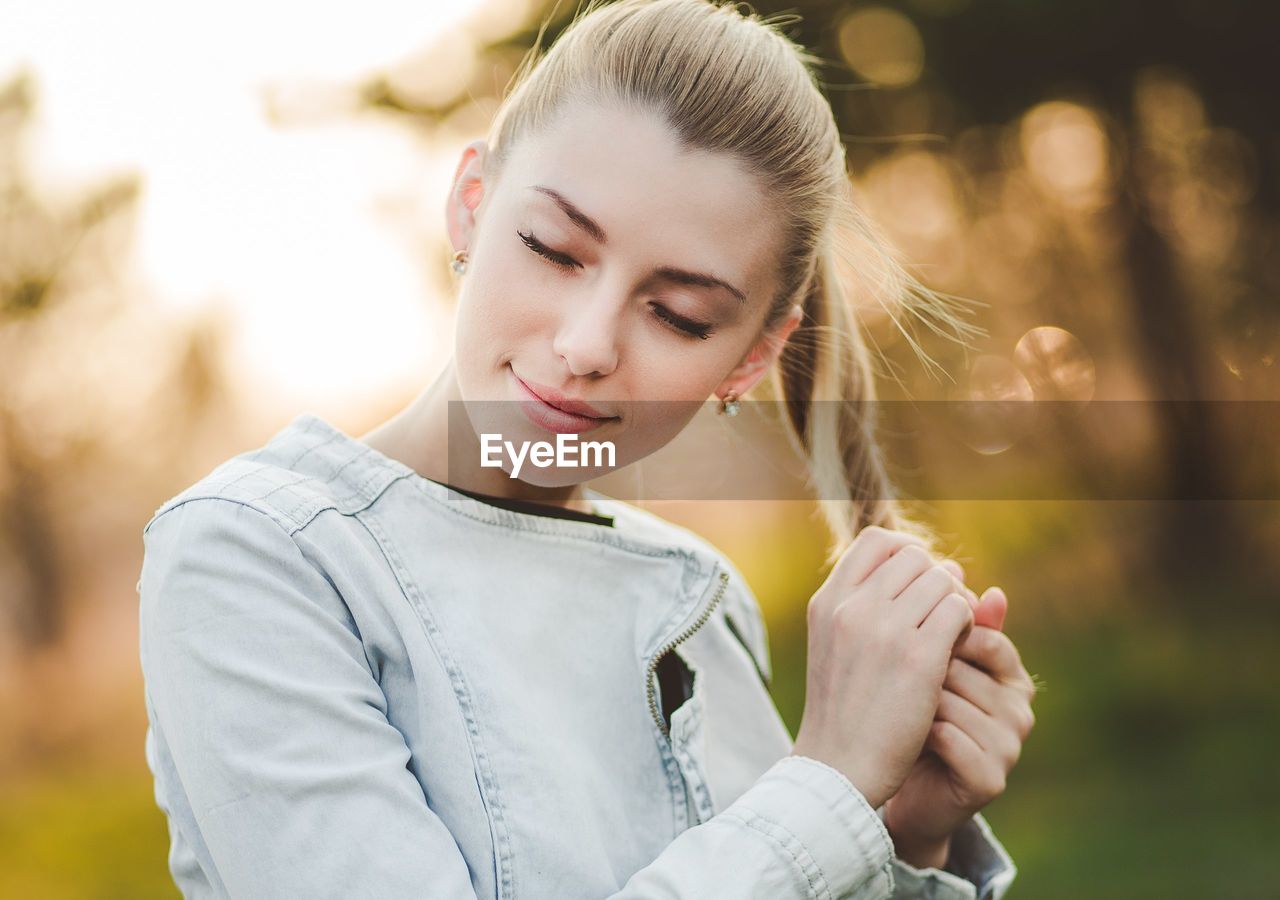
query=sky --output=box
[2,0,495,409]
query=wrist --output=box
[890,829,951,870]
[787,748,891,810]
[884,802,953,870]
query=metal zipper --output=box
[646,568,730,739]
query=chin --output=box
[511,468,599,489]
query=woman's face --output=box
[446,99,799,486]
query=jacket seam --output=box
[719,808,831,900]
[355,505,517,900]
[144,464,409,539]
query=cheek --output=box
[609,362,730,461]
[607,407,696,471]
[455,273,547,365]
[623,350,743,403]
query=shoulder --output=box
[137,414,400,638]
[143,413,406,540]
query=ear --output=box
[714,303,804,401]
[446,139,489,254]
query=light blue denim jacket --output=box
[137,413,1018,899]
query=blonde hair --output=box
[485,0,981,565]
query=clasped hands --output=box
[883,561,1038,871]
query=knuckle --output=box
[898,543,931,566]
[837,607,884,651]
[1018,705,1036,739]
[855,525,888,551]
[805,606,819,631]
[932,719,955,747]
[926,564,958,592]
[975,627,1001,657]
[1000,731,1023,767]
[807,589,829,614]
[828,602,858,635]
[994,631,1020,662]
[806,594,828,627]
[944,591,971,620]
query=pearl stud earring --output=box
[718,389,740,417]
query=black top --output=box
[429,479,616,528]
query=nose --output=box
[552,290,621,378]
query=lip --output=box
[511,367,618,435]
[515,370,614,418]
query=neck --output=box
[359,360,594,513]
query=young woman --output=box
[138,1,1036,897]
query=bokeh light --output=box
[1014,325,1097,402]
[1019,101,1113,211]
[837,7,925,87]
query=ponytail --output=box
[774,187,980,567]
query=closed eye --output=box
[651,304,713,340]
[518,229,714,340]
[518,230,581,271]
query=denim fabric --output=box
[137,413,1018,899]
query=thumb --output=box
[974,586,1008,631]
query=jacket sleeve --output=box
[726,568,1020,900]
[880,808,1018,900]
[139,498,478,897]
[137,497,896,899]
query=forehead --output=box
[504,100,784,302]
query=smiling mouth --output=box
[510,367,619,434]
[509,368,619,419]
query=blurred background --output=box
[1,0,1277,896]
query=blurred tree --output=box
[0,71,138,645]
[0,70,232,647]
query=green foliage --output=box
[0,767,177,899]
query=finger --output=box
[830,526,930,589]
[860,543,937,606]
[973,586,1007,631]
[938,558,965,582]
[920,591,975,650]
[942,657,1002,717]
[890,561,965,627]
[924,718,988,786]
[953,626,1027,684]
[944,656,1037,744]
[925,718,1010,803]
[935,688,998,754]
[938,559,981,611]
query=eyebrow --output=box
[528,184,748,305]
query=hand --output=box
[790,527,976,810]
[883,585,1037,869]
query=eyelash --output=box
[516,230,714,341]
